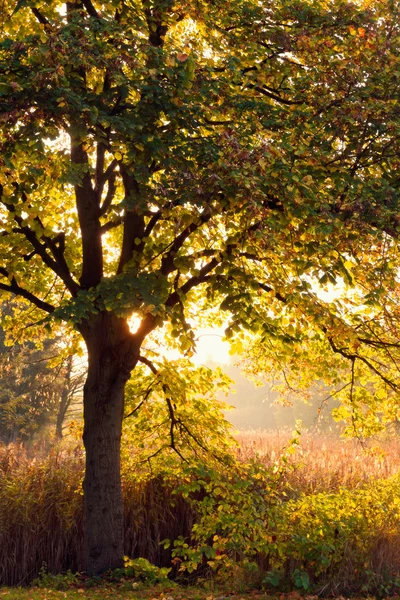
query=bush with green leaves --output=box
[167,456,400,595]
[111,557,171,585]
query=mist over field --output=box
[204,357,339,432]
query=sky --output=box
[192,328,231,366]
[128,315,231,365]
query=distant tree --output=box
[0,0,399,575]
[214,360,340,431]
[55,353,86,439]
[0,319,84,443]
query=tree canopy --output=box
[0,0,398,335]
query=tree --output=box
[0,306,82,444]
[0,0,399,574]
[54,352,86,439]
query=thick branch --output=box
[160,210,213,276]
[82,0,100,18]
[99,171,117,217]
[117,164,145,275]
[97,158,118,211]
[12,216,79,296]
[165,257,220,308]
[138,354,158,374]
[0,185,80,295]
[95,143,106,200]
[41,232,80,296]
[143,4,168,47]
[31,7,50,25]
[100,217,123,234]
[71,138,103,288]
[131,313,157,345]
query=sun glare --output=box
[128,314,231,366]
[128,314,141,334]
[193,329,231,366]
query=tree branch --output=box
[117,164,145,275]
[97,158,118,210]
[99,170,117,217]
[138,354,158,374]
[328,336,399,393]
[82,0,100,18]
[160,209,213,276]
[11,219,79,296]
[0,185,80,295]
[143,3,168,47]
[246,84,304,106]
[0,271,55,313]
[100,217,123,235]
[143,200,178,238]
[71,138,103,288]
[165,257,220,308]
[31,7,50,26]
[15,221,79,296]
[357,336,400,349]
[258,282,286,304]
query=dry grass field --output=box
[236,428,400,493]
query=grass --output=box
[236,428,400,492]
[0,445,192,586]
[0,586,277,599]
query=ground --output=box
[0,588,278,600]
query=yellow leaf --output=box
[344,260,353,271]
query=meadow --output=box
[1,429,400,597]
[237,428,400,492]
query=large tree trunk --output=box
[80,312,139,575]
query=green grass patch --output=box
[0,587,276,600]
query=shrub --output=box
[171,461,400,595]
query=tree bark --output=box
[80,312,139,575]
